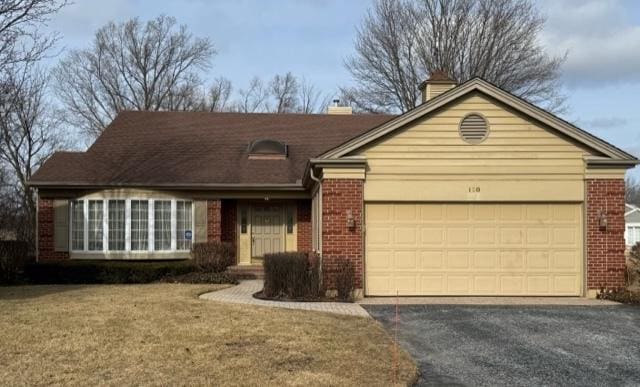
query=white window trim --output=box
[69,197,194,254]
[625,222,640,246]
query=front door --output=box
[251,205,284,261]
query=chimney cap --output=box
[419,70,456,89]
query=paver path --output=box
[199,280,370,318]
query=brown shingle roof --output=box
[30,111,394,187]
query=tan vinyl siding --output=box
[356,92,592,202]
[194,200,207,243]
[53,200,69,252]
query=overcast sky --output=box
[45,0,640,176]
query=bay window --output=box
[108,200,126,251]
[131,200,149,251]
[70,198,193,253]
[71,200,85,250]
[176,201,193,250]
[154,200,172,251]
[87,200,103,251]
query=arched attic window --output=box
[247,139,288,160]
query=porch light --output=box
[598,210,608,230]
[346,209,356,229]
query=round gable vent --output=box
[459,114,489,144]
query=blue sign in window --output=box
[185,230,193,240]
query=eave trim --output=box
[319,77,638,162]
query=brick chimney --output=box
[418,70,457,103]
[327,99,352,115]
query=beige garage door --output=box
[365,203,582,296]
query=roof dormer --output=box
[247,139,288,160]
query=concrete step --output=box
[227,265,265,280]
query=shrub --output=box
[191,242,235,273]
[0,241,31,285]
[335,259,355,301]
[597,287,640,305]
[25,260,197,284]
[629,243,640,283]
[159,271,238,285]
[263,252,320,299]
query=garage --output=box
[365,203,582,296]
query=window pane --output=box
[634,227,640,245]
[154,200,171,250]
[108,200,125,251]
[176,201,192,250]
[88,200,103,251]
[71,200,85,250]
[131,200,149,251]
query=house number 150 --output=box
[468,186,480,193]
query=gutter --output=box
[585,158,640,168]
[27,182,307,191]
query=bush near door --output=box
[335,259,356,302]
[191,242,235,272]
[261,252,321,300]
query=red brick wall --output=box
[297,199,312,252]
[221,199,237,250]
[586,179,626,290]
[321,179,364,290]
[207,200,222,242]
[37,198,69,261]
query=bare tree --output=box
[0,66,66,242]
[627,177,640,208]
[269,72,299,113]
[235,77,269,113]
[0,0,67,68]
[298,78,331,114]
[54,15,216,138]
[344,0,566,113]
[205,77,233,112]
[232,73,329,114]
[0,0,67,244]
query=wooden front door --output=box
[251,205,284,259]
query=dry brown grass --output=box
[0,284,417,386]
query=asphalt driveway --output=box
[364,305,640,386]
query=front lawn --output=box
[0,284,417,385]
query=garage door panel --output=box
[500,276,525,294]
[420,251,443,269]
[446,205,470,221]
[552,251,579,270]
[368,227,391,244]
[473,228,497,244]
[447,276,471,293]
[526,227,550,245]
[395,250,417,269]
[474,276,498,293]
[420,228,444,245]
[527,276,550,293]
[447,227,470,244]
[366,203,582,296]
[552,227,578,245]
[526,251,550,270]
[395,227,417,244]
[420,275,444,294]
[447,251,470,269]
[472,250,498,269]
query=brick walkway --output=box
[199,280,370,318]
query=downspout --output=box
[35,188,39,263]
[309,167,323,289]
